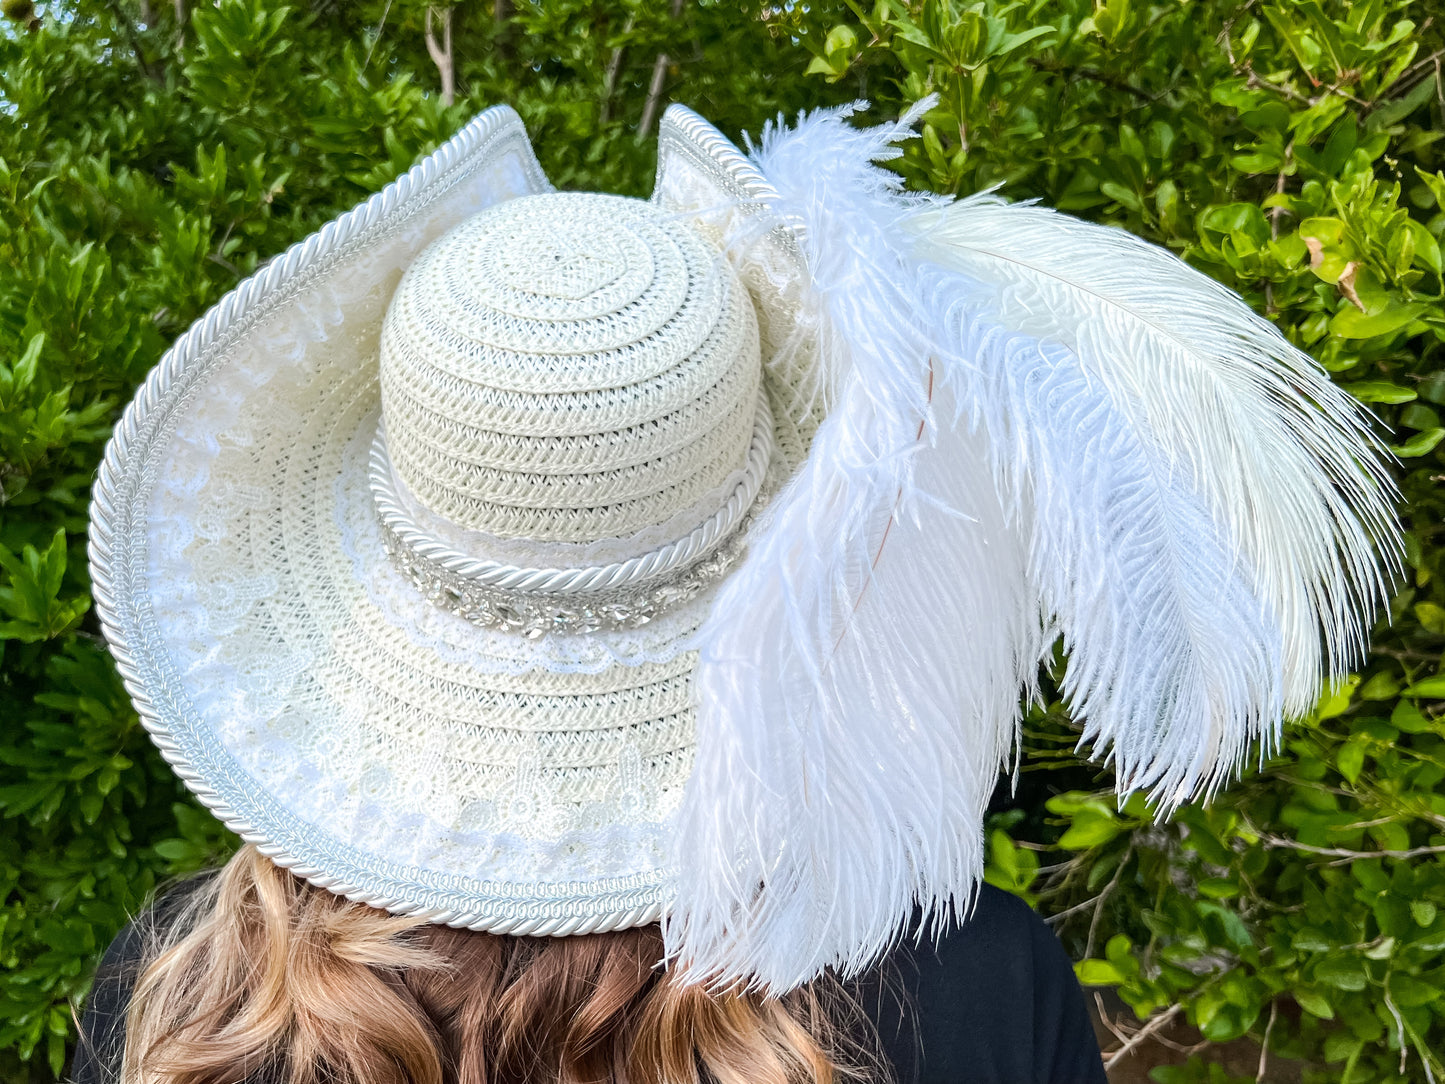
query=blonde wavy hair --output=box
[120,846,876,1084]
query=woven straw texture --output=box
[381,192,761,542]
[90,105,820,934]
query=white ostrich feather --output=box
[909,198,1398,724]
[666,102,1399,995]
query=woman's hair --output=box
[121,846,875,1084]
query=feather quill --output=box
[667,102,1399,994]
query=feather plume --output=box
[909,198,1399,725]
[666,101,1399,995]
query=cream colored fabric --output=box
[380,192,761,542]
[102,106,823,933]
[144,188,781,902]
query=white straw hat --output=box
[91,101,1398,993]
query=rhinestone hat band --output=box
[369,397,775,637]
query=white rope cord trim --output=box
[86,101,797,938]
[88,107,678,934]
[370,394,774,597]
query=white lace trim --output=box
[344,412,717,673]
[131,115,821,903]
[146,171,688,886]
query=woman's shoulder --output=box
[73,880,1105,1084]
[72,878,210,1084]
[861,884,1109,1084]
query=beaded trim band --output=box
[370,397,774,635]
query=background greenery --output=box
[0,0,1439,1081]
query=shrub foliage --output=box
[793,1,1445,1079]
[0,1,1440,1081]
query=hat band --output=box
[369,398,774,637]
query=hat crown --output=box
[378,191,762,545]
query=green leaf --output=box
[1324,1032,1364,1064]
[8,333,45,396]
[1058,811,1122,850]
[152,838,208,865]
[804,56,843,77]
[1294,988,1335,1019]
[1400,403,1441,431]
[1336,739,1366,784]
[1368,67,1437,131]
[1313,676,1360,720]
[1391,701,1434,732]
[1075,959,1126,985]
[1099,180,1141,212]
[1417,168,1445,210]
[1401,675,1445,698]
[1391,428,1445,458]
[1315,954,1369,991]
[1404,218,1441,274]
[1197,877,1241,899]
[1330,303,1427,339]
[1231,151,1281,173]
[1198,901,1254,952]
[823,24,857,57]
[1340,380,1418,404]
[1357,670,1400,700]
[995,25,1057,56]
[1420,373,1445,405]
[1416,602,1445,635]
[1386,973,1441,1009]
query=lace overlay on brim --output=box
[93,104,820,935]
[653,113,828,475]
[151,232,707,894]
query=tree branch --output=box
[1256,999,1278,1083]
[1252,828,1445,863]
[599,15,634,125]
[425,5,455,107]
[1102,1004,1184,1067]
[638,0,685,141]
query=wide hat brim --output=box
[88,105,821,935]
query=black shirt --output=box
[73,883,1107,1084]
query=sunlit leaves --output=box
[0,3,831,1081]
[790,1,1445,1079]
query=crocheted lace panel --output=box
[149,217,718,896]
[101,105,819,931]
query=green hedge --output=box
[1,1,1441,1082]
[794,1,1445,1079]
